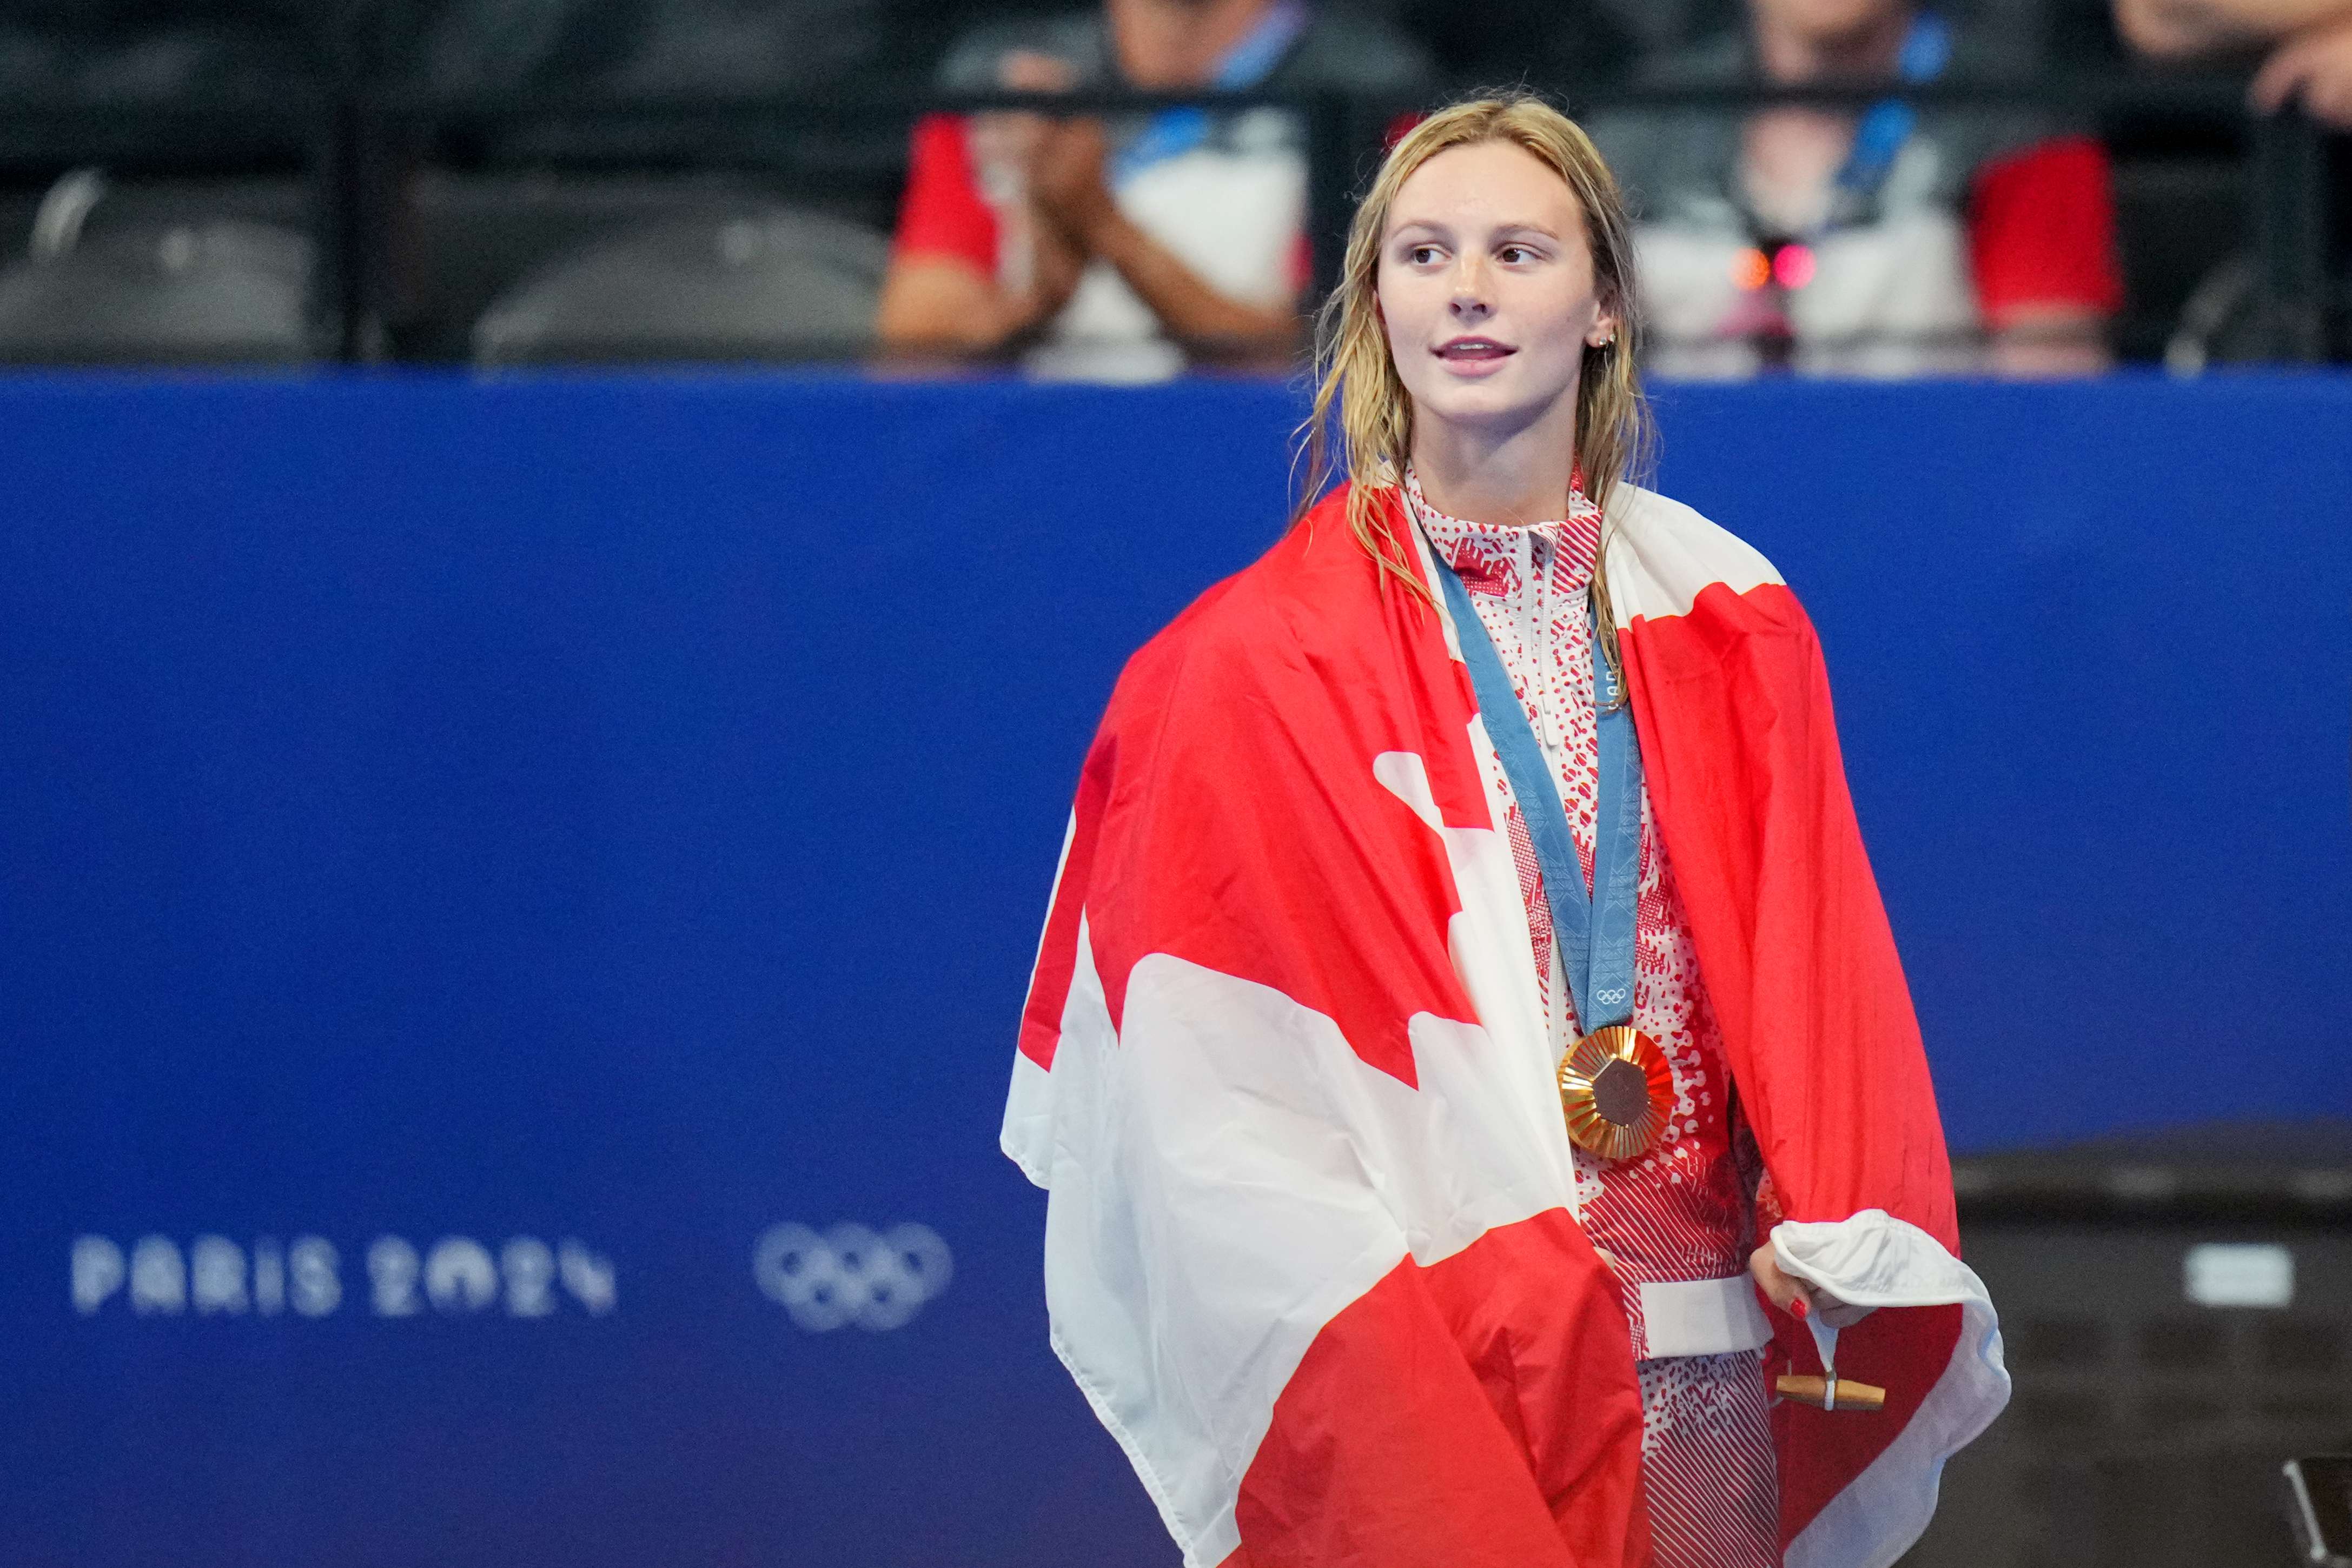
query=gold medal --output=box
[1556,1025,1674,1160]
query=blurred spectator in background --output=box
[1592,0,2125,375]
[400,0,884,101]
[2117,0,2352,124]
[1387,0,1637,99]
[0,1,319,99]
[393,0,891,181]
[875,0,1432,379]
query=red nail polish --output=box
[1790,1297,1809,1320]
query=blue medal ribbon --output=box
[1429,547,1644,1034]
[1828,13,1952,219]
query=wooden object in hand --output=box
[1774,1374,1886,1412]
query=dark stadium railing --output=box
[0,76,2330,366]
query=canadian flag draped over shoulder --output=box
[1003,482,2009,1568]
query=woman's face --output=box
[1376,141,1614,443]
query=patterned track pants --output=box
[1636,1350,1781,1568]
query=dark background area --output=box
[0,0,2335,365]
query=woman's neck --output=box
[1407,397,1580,528]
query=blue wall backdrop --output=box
[2,371,2348,1568]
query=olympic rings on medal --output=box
[753,1222,953,1332]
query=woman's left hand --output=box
[1750,1240,1818,1319]
[1751,1241,1875,1327]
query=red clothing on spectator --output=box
[1967,134,2125,323]
[894,112,998,272]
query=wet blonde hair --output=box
[1298,92,1653,681]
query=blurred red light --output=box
[1773,244,1817,289]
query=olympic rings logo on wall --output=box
[753,1223,952,1332]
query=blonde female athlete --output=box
[1005,94,2006,1568]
